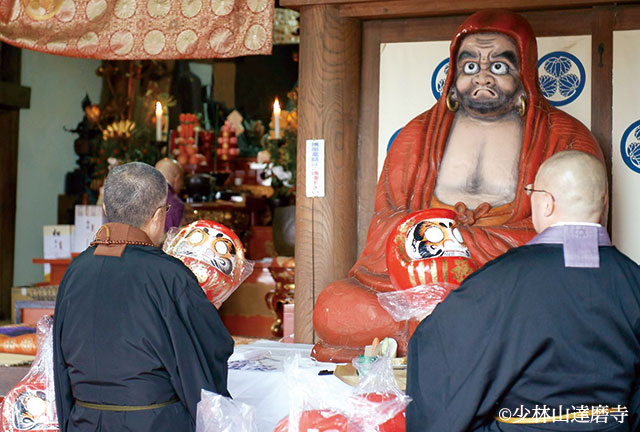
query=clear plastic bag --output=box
[0,315,58,431]
[348,354,409,432]
[163,221,254,307]
[195,389,257,432]
[275,354,410,432]
[376,283,458,322]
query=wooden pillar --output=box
[591,5,614,228]
[295,5,361,343]
[0,43,30,320]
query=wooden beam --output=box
[295,5,361,344]
[370,8,595,45]
[281,0,373,7]
[0,108,19,321]
[281,0,620,8]
[0,81,30,109]
[356,21,380,255]
[614,3,640,30]
[591,6,614,230]
[338,0,623,19]
[0,43,24,320]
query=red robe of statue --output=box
[313,10,604,362]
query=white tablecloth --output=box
[227,340,352,432]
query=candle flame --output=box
[273,98,281,114]
[155,101,162,116]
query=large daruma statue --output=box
[163,220,252,307]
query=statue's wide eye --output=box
[425,226,445,243]
[490,61,509,75]
[463,62,479,74]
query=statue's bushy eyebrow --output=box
[457,51,475,61]
[457,49,519,68]
[494,50,518,67]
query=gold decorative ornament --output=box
[451,259,474,283]
[84,104,101,126]
[517,95,526,117]
[22,0,65,21]
[273,8,300,45]
[446,92,459,112]
[102,120,136,141]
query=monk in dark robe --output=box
[53,162,233,432]
[406,151,640,431]
[313,10,604,362]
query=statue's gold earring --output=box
[446,92,459,112]
[516,95,526,117]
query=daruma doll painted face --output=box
[386,209,476,290]
[164,220,248,306]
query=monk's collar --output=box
[526,224,611,268]
[91,223,155,257]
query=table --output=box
[1,341,352,431]
[227,340,352,431]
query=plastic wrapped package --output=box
[0,315,58,432]
[348,353,408,432]
[274,355,409,432]
[195,389,257,432]
[163,220,254,307]
[376,283,459,322]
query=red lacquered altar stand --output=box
[31,258,73,286]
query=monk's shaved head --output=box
[155,158,184,192]
[532,151,606,231]
[155,158,183,182]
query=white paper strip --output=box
[306,139,325,198]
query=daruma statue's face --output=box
[454,33,522,119]
[163,220,247,306]
[387,209,476,290]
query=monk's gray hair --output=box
[103,162,167,228]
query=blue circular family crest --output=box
[620,120,640,174]
[537,51,585,107]
[430,58,449,100]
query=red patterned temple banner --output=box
[0,0,273,59]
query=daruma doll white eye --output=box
[187,230,205,245]
[425,226,445,243]
[214,240,229,255]
[453,227,464,243]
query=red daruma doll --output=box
[1,316,58,432]
[380,208,477,336]
[163,220,253,308]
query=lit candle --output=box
[273,98,281,139]
[155,101,162,142]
